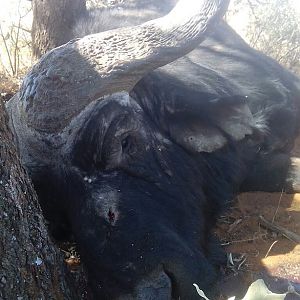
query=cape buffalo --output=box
[6,0,300,299]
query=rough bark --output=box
[0,100,78,300]
[31,0,86,58]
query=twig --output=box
[14,18,21,76]
[237,255,247,270]
[278,45,300,63]
[272,189,283,223]
[264,240,278,258]
[12,24,31,34]
[228,218,242,233]
[221,235,265,245]
[251,27,263,48]
[259,215,300,243]
[0,24,14,75]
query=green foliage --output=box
[229,0,300,74]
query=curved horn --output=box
[19,0,229,133]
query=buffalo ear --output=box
[166,95,255,153]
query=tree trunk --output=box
[0,100,78,299]
[31,0,86,58]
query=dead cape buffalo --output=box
[6,0,300,299]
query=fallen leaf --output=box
[241,279,287,300]
[193,283,210,300]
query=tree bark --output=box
[31,0,86,58]
[0,100,78,299]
